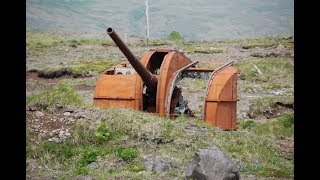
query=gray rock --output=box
[51,137,60,143]
[270,90,285,96]
[276,44,285,50]
[52,129,60,135]
[145,156,172,173]
[35,111,44,117]
[87,162,99,169]
[59,118,64,122]
[27,105,37,111]
[65,107,74,113]
[75,111,86,119]
[49,132,54,137]
[184,146,240,180]
[33,125,40,129]
[58,133,65,138]
[64,112,71,116]
[67,117,75,122]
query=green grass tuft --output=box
[77,148,99,167]
[125,161,145,172]
[58,143,76,161]
[117,148,138,161]
[41,140,57,153]
[168,31,184,41]
[26,83,83,111]
[279,113,294,128]
[74,167,89,175]
[239,120,256,130]
[94,123,111,144]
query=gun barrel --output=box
[107,27,157,88]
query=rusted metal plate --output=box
[206,67,238,101]
[203,62,239,130]
[94,75,137,99]
[205,102,236,130]
[93,99,136,109]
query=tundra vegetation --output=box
[26,29,294,179]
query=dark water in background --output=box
[26,0,294,41]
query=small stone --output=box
[33,125,40,129]
[65,132,71,137]
[59,118,64,122]
[28,105,36,111]
[87,162,99,169]
[52,137,60,143]
[49,132,54,137]
[75,111,86,119]
[64,112,71,116]
[67,117,74,122]
[34,119,39,122]
[145,156,172,173]
[276,44,285,50]
[65,108,74,113]
[58,133,65,138]
[52,129,60,135]
[59,130,65,135]
[35,111,44,117]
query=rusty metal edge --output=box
[165,61,199,118]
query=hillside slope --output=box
[26,29,294,179]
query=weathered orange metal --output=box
[93,27,240,130]
[203,62,238,130]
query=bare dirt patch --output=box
[75,85,95,91]
[26,107,86,143]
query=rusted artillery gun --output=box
[93,27,239,130]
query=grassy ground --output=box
[27,106,293,179]
[26,29,294,179]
